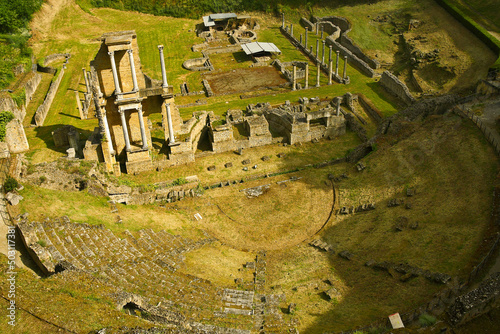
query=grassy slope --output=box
[452,0,500,33]
[266,114,499,333]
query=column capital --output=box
[322,40,326,44]
[305,27,308,31]
[344,56,348,59]
[336,50,340,54]
[108,51,114,57]
[165,102,171,107]
[158,45,164,51]
[127,49,133,55]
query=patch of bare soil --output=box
[203,67,288,95]
[30,0,72,43]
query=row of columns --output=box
[108,49,140,95]
[117,105,148,152]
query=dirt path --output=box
[30,0,72,44]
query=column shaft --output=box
[127,49,139,92]
[335,51,340,76]
[82,68,90,93]
[158,45,168,88]
[166,103,175,144]
[108,51,121,94]
[322,40,325,64]
[282,13,285,28]
[343,56,348,79]
[300,34,302,45]
[137,106,148,150]
[292,65,297,91]
[316,62,320,87]
[101,108,115,155]
[328,60,333,85]
[305,28,308,49]
[305,64,309,89]
[290,24,293,37]
[119,109,131,152]
[316,39,319,59]
[336,98,341,116]
[329,46,332,64]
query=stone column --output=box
[316,61,320,87]
[290,24,293,37]
[282,13,285,28]
[310,46,313,54]
[335,50,340,76]
[322,40,326,64]
[292,65,297,91]
[316,39,319,59]
[321,25,324,39]
[82,68,90,93]
[158,45,168,88]
[316,23,319,35]
[137,105,148,150]
[300,34,302,45]
[119,109,131,152]
[165,102,175,145]
[343,56,348,80]
[305,64,309,89]
[87,72,92,92]
[328,59,333,85]
[108,51,121,94]
[329,45,332,64]
[127,49,139,92]
[101,107,115,155]
[305,27,308,49]
[336,97,341,116]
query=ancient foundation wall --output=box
[314,16,351,33]
[379,70,416,106]
[34,67,65,126]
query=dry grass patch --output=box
[182,241,255,287]
[192,170,332,251]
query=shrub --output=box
[0,111,14,141]
[37,240,46,247]
[3,176,19,192]
[419,313,437,327]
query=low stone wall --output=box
[43,53,70,66]
[34,66,65,126]
[448,273,500,326]
[202,79,214,97]
[379,71,416,106]
[318,21,341,40]
[202,45,242,56]
[183,57,212,71]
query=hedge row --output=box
[435,0,500,69]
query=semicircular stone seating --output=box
[16,216,276,331]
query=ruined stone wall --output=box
[34,66,65,126]
[314,16,351,33]
[318,21,341,40]
[43,53,71,66]
[0,95,24,121]
[340,34,380,69]
[5,119,29,153]
[24,72,42,108]
[379,71,416,106]
[358,93,383,123]
[299,17,315,30]
[325,37,376,78]
[201,45,242,56]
